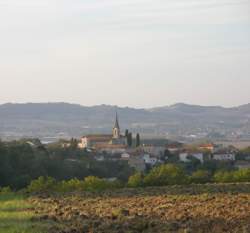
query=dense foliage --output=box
[17,165,250,193]
[27,176,122,193]
[0,140,134,190]
[144,164,188,186]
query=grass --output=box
[0,193,52,233]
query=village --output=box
[60,112,250,173]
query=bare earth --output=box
[29,184,250,233]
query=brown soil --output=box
[29,184,250,233]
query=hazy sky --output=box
[0,0,250,108]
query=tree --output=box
[213,171,234,183]
[190,170,211,184]
[27,176,56,193]
[125,129,129,137]
[165,150,179,163]
[127,133,133,147]
[70,138,78,149]
[184,156,201,172]
[233,169,250,182]
[127,172,144,188]
[136,133,140,147]
[236,147,250,160]
[144,164,187,186]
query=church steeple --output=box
[113,110,120,139]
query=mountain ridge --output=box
[0,102,249,141]
[1,102,248,110]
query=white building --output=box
[94,155,105,161]
[142,146,165,157]
[167,147,180,153]
[143,154,158,166]
[212,153,235,161]
[97,146,127,155]
[121,153,130,160]
[78,135,112,149]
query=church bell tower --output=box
[112,111,120,139]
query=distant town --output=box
[53,111,250,172]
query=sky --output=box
[0,0,250,108]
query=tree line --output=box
[1,139,250,192]
[0,139,134,190]
[3,163,250,193]
[125,130,140,147]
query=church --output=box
[78,112,127,149]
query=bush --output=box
[213,171,234,183]
[127,172,144,188]
[27,176,56,193]
[0,186,12,194]
[55,178,84,192]
[26,176,122,193]
[190,170,211,184]
[144,164,187,186]
[82,176,120,192]
[233,169,250,182]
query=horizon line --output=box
[0,101,249,109]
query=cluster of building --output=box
[78,112,127,153]
[70,113,250,171]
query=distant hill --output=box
[0,102,250,141]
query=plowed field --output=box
[29,184,250,233]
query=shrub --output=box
[144,164,187,186]
[82,176,118,192]
[233,169,250,182]
[190,170,211,184]
[127,172,144,188]
[213,171,234,183]
[214,169,250,183]
[0,186,12,194]
[27,176,56,193]
[55,178,84,192]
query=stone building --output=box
[78,112,127,149]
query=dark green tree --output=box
[70,138,78,149]
[136,133,140,147]
[127,133,133,147]
[164,149,178,162]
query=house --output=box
[212,153,236,161]
[142,145,165,157]
[143,154,158,166]
[179,152,204,163]
[78,135,112,149]
[121,153,130,160]
[166,142,183,153]
[94,155,105,161]
[199,143,215,152]
[166,145,180,153]
[95,144,127,155]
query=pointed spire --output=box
[114,110,120,130]
[113,108,120,139]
